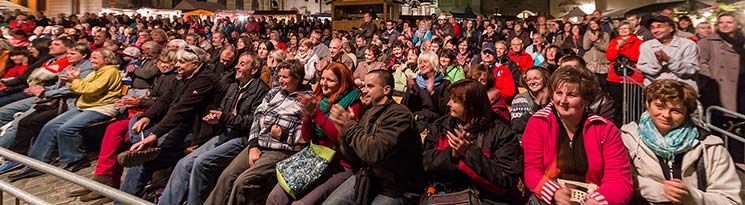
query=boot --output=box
[79,175,114,202]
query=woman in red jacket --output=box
[267,62,364,204]
[606,21,644,125]
[523,66,632,205]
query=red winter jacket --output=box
[492,64,516,104]
[9,20,35,34]
[522,104,632,205]
[508,50,533,73]
[606,34,644,84]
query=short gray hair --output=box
[168,39,187,50]
[418,51,441,72]
[176,46,207,63]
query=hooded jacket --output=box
[522,104,633,205]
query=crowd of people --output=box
[0,6,742,205]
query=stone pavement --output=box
[0,159,114,205]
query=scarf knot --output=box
[638,111,699,161]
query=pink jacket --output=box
[522,104,632,205]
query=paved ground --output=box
[0,159,114,205]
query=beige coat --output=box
[698,33,742,111]
[621,122,742,205]
[582,30,610,74]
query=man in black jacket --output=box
[120,46,223,198]
[158,52,270,205]
[325,70,424,204]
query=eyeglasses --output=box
[183,46,201,63]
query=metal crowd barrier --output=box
[0,147,154,205]
[620,69,645,125]
[705,106,745,144]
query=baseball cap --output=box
[647,15,675,27]
[481,42,496,54]
[122,46,140,58]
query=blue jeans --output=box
[158,136,246,205]
[26,109,111,164]
[322,176,408,205]
[0,97,35,126]
[0,92,32,108]
[118,125,191,204]
[0,107,36,149]
[127,113,155,143]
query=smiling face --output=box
[525,69,545,92]
[717,15,740,34]
[48,40,68,56]
[235,55,256,81]
[418,59,433,75]
[175,58,198,77]
[552,82,586,120]
[647,99,687,136]
[650,22,674,40]
[279,68,299,94]
[362,73,389,106]
[439,56,451,68]
[364,49,375,63]
[319,69,340,97]
[618,24,632,36]
[10,54,27,65]
[90,51,104,69]
[157,58,173,73]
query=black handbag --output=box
[32,97,67,114]
[614,54,636,77]
[420,188,481,205]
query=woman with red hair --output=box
[267,62,365,204]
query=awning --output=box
[625,0,712,16]
[0,0,33,13]
[183,9,215,16]
[173,0,226,11]
[562,7,587,18]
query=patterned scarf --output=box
[638,111,699,161]
[313,90,361,139]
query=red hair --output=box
[313,62,357,103]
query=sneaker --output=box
[0,161,21,174]
[117,147,161,167]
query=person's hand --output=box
[23,84,45,96]
[131,117,151,133]
[126,64,138,73]
[589,32,599,41]
[406,76,416,91]
[330,104,355,130]
[553,185,573,205]
[271,124,283,140]
[202,110,222,125]
[116,96,141,108]
[663,179,690,203]
[298,94,316,118]
[655,50,671,63]
[316,59,328,72]
[447,128,472,157]
[129,133,157,151]
[248,147,262,166]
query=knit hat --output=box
[122,46,140,58]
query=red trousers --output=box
[93,119,130,187]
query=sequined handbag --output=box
[276,142,335,198]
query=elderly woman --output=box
[267,62,364,204]
[422,79,522,204]
[510,66,551,139]
[9,48,123,181]
[402,51,450,131]
[606,21,644,125]
[621,79,742,204]
[64,51,179,202]
[522,66,632,205]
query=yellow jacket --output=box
[69,65,123,109]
